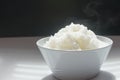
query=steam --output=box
[83,0,120,34]
[84,1,102,17]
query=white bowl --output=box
[36,36,113,80]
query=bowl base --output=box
[53,72,99,80]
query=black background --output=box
[0,0,120,37]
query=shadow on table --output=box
[42,70,116,80]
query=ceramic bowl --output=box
[36,36,113,80]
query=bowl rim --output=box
[36,35,113,52]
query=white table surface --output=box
[0,36,119,80]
